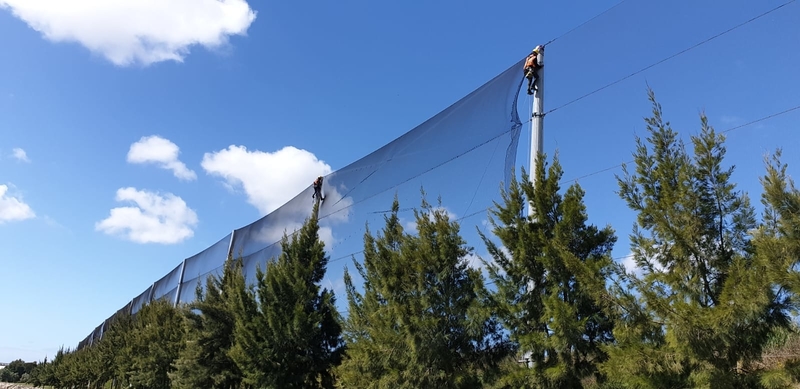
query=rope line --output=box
[543,0,630,47]
[559,102,800,185]
[545,0,797,115]
[462,131,503,218]
[318,130,515,222]
[327,102,800,266]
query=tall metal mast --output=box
[528,45,544,217]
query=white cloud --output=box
[0,184,35,223]
[208,147,355,262]
[127,135,196,181]
[465,252,489,273]
[620,253,638,275]
[202,145,333,215]
[246,181,354,250]
[12,147,30,162]
[619,250,666,277]
[96,187,198,244]
[0,0,257,66]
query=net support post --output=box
[146,282,156,303]
[523,46,545,368]
[226,230,236,259]
[528,46,545,217]
[173,259,187,307]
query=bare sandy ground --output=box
[0,384,40,389]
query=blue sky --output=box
[1,0,799,362]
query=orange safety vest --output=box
[524,54,538,69]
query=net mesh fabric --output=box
[176,233,233,305]
[77,58,526,348]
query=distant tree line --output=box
[12,91,800,388]
[0,359,38,383]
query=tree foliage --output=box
[482,154,617,388]
[17,89,800,389]
[127,298,185,389]
[171,256,244,389]
[602,89,794,388]
[337,194,511,388]
[230,202,343,388]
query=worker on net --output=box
[312,176,325,202]
[524,46,543,95]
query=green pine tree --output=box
[39,347,65,388]
[481,154,617,388]
[601,90,792,388]
[337,194,510,388]
[230,202,343,388]
[171,256,245,389]
[76,309,135,388]
[228,252,263,386]
[127,298,185,389]
[749,150,800,388]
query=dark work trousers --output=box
[525,67,539,94]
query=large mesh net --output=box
[79,58,527,347]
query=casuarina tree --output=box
[746,150,800,388]
[481,154,617,388]
[230,202,343,388]
[127,299,185,389]
[337,195,511,388]
[601,90,792,388]
[171,256,244,389]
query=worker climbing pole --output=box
[524,45,543,95]
[312,175,325,205]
